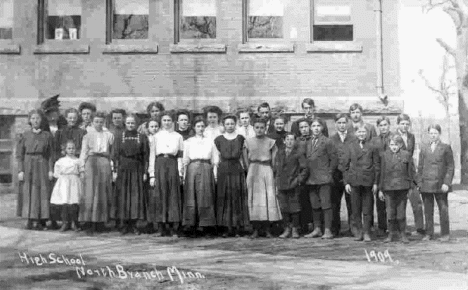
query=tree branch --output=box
[436,38,457,56]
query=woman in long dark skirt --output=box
[148,111,184,237]
[214,115,250,237]
[113,114,149,235]
[182,116,217,237]
[16,109,54,230]
[79,112,114,234]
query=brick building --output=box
[0,0,461,193]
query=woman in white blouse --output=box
[148,111,184,237]
[182,116,218,237]
[203,105,224,141]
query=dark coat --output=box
[347,122,377,142]
[416,142,455,193]
[371,132,391,156]
[300,135,337,185]
[330,132,357,174]
[343,139,381,187]
[275,146,309,190]
[394,130,416,156]
[290,117,329,138]
[379,150,415,191]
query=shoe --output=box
[48,221,59,230]
[416,229,426,235]
[279,227,291,239]
[400,233,410,244]
[120,226,129,235]
[354,232,363,241]
[265,230,274,239]
[25,220,33,230]
[422,234,433,241]
[321,228,334,239]
[59,223,70,232]
[132,226,141,235]
[384,232,395,243]
[250,230,259,239]
[363,233,372,242]
[71,221,79,232]
[439,235,450,242]
[34,222,43,231]
[170,229,179,238]
[376,229,387,237]
[304,228,322,238]
[291,227,300,239]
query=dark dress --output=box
[16,130,54,220]
[113,130,149,221]
[109,125,124,220]
[214,135,250,227]
[54,126,87,160]
[176,128,195,141]
[267,130,287,149]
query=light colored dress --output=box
[245,136,282,221]
[203,125,224,141]
[51,156,83,205]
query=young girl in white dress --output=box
[50,140,83,231]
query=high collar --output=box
[32,128,42,134]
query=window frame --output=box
[0,115,15,188]
[35,0,90,54]
[0,0,20,54]
[308,0,362,53]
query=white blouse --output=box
[182,135,218,178]
[237,125,255,139]
[148,130,184,178]
[203,125,224,141]
[80,130,114,160]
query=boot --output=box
[304,227,322,238]
[291,227,300,239]
[354,231,363,241]
[322,228,334,239]
[71,221,79,232]
[398,219,409,243]
[363,232,372,242]
[384,220,397,243]
[250,229,259,239]
[25,219,33,230]
[265,228,274,239]
[59,222,70,232]
[279,226,291,239]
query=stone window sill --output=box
[170,43,227,53]
[33,43,90,54]
[0,43,21,54]
[102,44,159,54]
[306,42,363,53]
[238,43,295,53]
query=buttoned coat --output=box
[275,146,309,191]
[394,131,416,156]
[343,140,381,187]
[416,142,454,193]
[300,135,337,185]
[379,150,415,191]
[371,132,392,156]
[330,132,357,175]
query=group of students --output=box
[16,97,454,242]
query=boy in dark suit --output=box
[275,133,309,239]
[330,113,356,237]
[379,135,415,243]
[290,98,329,137]
[344,125,380,242]
[395,113,424,235]
[301,118,337,239]
[347,103,377,142]
[417,125,454,242]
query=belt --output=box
[90,153,109,158]
[157,154,176,159]
[26,152,43,156]
[249,160,272,166]
[189,159,211,164]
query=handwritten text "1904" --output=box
[364,249,399,264]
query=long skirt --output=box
[216,160,249,227]
[246,163,282,221]
[148,156,182,223]
[18,155,51,220]
[79,156,112,222]
[183,161,216,227]
[116,159,147,221]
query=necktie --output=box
[312,138,318,148]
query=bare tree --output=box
[424,0,468,184]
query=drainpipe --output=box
[375,0,388,104]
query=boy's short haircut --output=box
[396,113,411,124]
[284,132,296,139]
[176,109,191,121]
[349,103,363,113]
[310,117,324,127]
[376,115,391,126]
[427,124,442,134]
[334,113,349,122]
[389,134,404,146]
[257,102,270,112]
[301,98,315,108]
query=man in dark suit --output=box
[395,113,424,235]
[256,102,276,134]
[347,103,377,142]
[330,113,356,236]
[290,98,329,137]
[344,125,380,242]
[301,118,337,239]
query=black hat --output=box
[41,94,60,113]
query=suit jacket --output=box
[343,139,381,187]
[347,122,377,142]
[379,150,415,191]
[416,142,455,193]
[371,132,392,156]
[290,117,329,138]
[330,132,357,174]
[275,146,309,190]
[394,130,415,156]
[300,135,337,185]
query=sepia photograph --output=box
[0,0,468,289]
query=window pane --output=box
[0,0,13,39]
[248,0,283,39]
[0,152,11,172]
[0,174,12,184]
[0,116,13,139]
[181,0,216,39]
[46,0,82,40]
[113,0,149,39]
[314,0,351,23]
[313,25,353,41]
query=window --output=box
[112,0,149,40]
[180,0,216,39]
[0,0,13,39]
[0,116,14,185]
[46,0,82,40]
[248,0,283,39]
[312,0,352,41]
